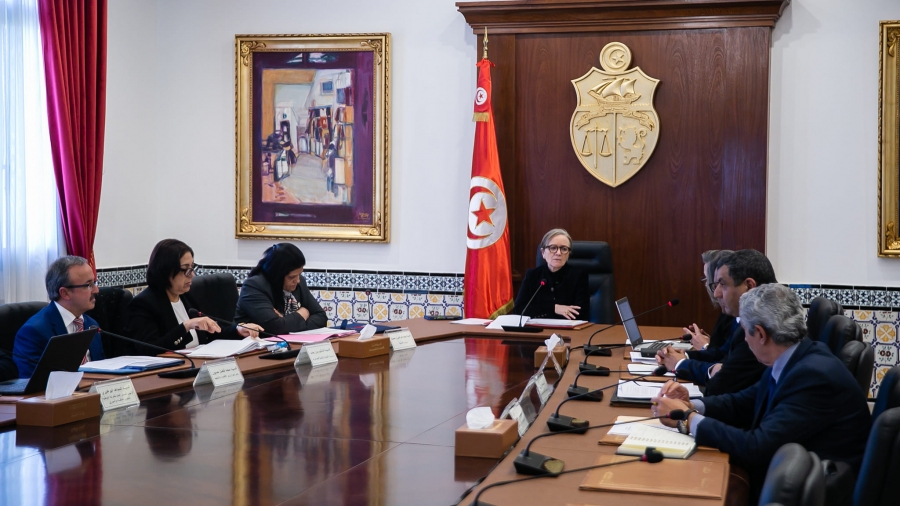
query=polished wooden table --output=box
[0,320,741,505]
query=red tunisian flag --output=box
[464,58,513,319]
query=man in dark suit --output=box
[12,256,106,378]
[656,249,772,395]
[0,349,17,381]
[652,283,871,498]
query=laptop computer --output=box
[615,297,691,357]
[0,328,97,395]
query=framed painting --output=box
[235,34,390,242]
[879,21,900,256]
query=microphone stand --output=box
[94,327,200,379]
[513,410,685,475]
[502,280,545,333]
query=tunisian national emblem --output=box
[570,42,661,187]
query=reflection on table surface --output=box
[0,337,556,505]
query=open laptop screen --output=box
[615,297,643,347]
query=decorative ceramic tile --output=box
[876,323,898,344]
[875,344,899,366]
[858,322,876,344]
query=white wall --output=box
[96,0,477,272]
[768,0,900,285]
[98,0,900,286]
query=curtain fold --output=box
[0,0,66,303]
[38,0,107,269]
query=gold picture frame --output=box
[235,34,390,242]
[879,22,900,256]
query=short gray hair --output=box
[739,284,806,346]
[46,256,90,301]
[540,228,572,248]
[702,249,732,306]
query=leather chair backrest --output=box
[853,407,900,506]
[819,315,862,355]
[536,240,614,324]
[838,340,874,394]
[872,366,900,421]
[0,301,49,353]
[189,273,239,323]
[758,442,825,506]
[85,287,134,358]
[806,297,843,343]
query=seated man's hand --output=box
[655,346,685,371]
[651,394,692,428]
[684,323,710,350]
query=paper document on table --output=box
[527,318,588,328]
[450,318,492,325]
[486,315,528,329]
[627,363,675,377]
[617,424,697,459]
[617,380,703,399]
[79,356,183,372]
[629,352,657,364]
[186,338,264,358]
[606,415,680,436]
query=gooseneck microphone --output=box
[513,410,686,475]
[567,366,650,400]
[578,345,620,373]
[502,280,546,333]
[93,327,199,379]
[471,447,665,505]
[582,298,679,354]
[188,309,300,360]
[546,366,668,432]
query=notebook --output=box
[616,424,697,459]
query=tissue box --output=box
[16,393,101,427]
[455,419,518,458]
[534,344,569,368]
[337,336,391,359]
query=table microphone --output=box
[502,280,546,333]
[513,410,686,475]
[582,298,679,354]
[546,366,668,432]
[471,447,665,505]
[92,327,200,379]
[188,309,300,360]
[567,365,656,400]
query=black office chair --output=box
[872,366,900,421]
[852,407,900,506]
[806,297,843,344]
[189,273,240,323]
[535,241,614,324]
[838,340,874,395]
[0,301,49,352]
[758,443,825,506]
[86,286,134,358]
[817,315,862,355]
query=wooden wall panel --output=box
[460,1,785,328]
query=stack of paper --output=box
[617,380,703,400]
[486,315,527,329]
[629,351,658,364]
[185,338,265,358]
[266,328,356,344]
[450,318,492,326]
[79,356,184,374]
[526,318,589,328]
[616,424,697,459]
[606,415,680,436]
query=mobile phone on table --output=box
[424,315,462,321]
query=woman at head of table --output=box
[125,239,261,355]
[511,228,590,320]
[234,243,327,334]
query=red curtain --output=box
[38,0,107,269]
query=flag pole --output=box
[483,27,488,60]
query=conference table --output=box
[0,319,744,505]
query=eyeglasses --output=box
[179,264,198,276]
[701,277,715,291]
[65,279,98,290]
[543,245,571,255]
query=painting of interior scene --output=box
[260,55,355,206]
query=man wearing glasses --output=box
[656,249,772,395]
[12,256,106,378]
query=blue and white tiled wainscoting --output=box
[94,266,899,398]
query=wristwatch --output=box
[677,408,698,435]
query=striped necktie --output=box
[74,317,90,365]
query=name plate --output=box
[545,334,565,376]
[535,372,552,406]
[385,328,417,351]
[294,341,339,367]
[193,357,245,387]
[507,401,530,437]
[89,377,140,411]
